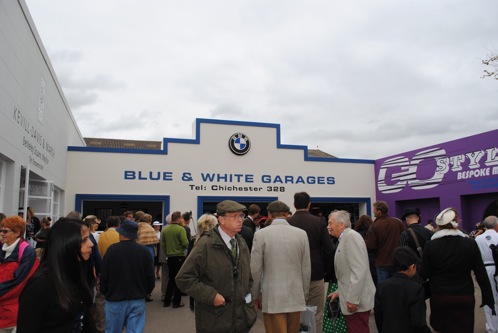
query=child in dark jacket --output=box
[374,247,432,333]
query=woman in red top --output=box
[0,216,39,332]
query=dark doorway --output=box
[75,194,169,231]
[309,197,372,226]
[82,200,163,231]
[483,200,498,221]
[202,201,271,216]
[309,202,361,224]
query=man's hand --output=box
[213,293,226,306]
[253,298,262,310]
[346,302,358,313]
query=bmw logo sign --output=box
[228,133,251,156]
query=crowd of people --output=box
[1,198,498,333]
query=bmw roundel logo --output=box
[228,133,251,156]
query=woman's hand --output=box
[327,291,339,301]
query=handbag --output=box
[326,298,340,320]
[407,228,430,299]
[407,228,423,258]
[421,280,431,300]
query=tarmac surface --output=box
[143,277,488,333]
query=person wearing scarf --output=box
[420,207,495,333]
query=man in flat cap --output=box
[251,200,311,333]
[176,200,256,333]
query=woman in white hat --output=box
[152,221,162,280]
[419,207,494,333]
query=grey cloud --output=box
[25,0,498,160]
[210,104,246,118]
[49,49,83,63]
[63,90,99,110]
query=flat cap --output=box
[216,200,247,214]
[267,200,290,213]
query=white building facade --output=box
[66,119,376,226]
[0,1,85,219]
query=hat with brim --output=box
[216,200,247,215]
[435,208,457,226]
[267,200,290,213]
[402,208,420,220]
[116,219,138,240]
[152,221,162,226]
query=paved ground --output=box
[143,278,488,333]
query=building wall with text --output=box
[0,0,85,217]
[66,119,376,222]
[375,129,498,231]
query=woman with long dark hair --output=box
[17,218,96,333]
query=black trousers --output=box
[164,256,185,306]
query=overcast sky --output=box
[25,0,498,160]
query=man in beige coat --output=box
[251,200,311,333]
[327,210,375,333]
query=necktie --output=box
[230,238,237,261]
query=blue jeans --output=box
[105,298,146,333]
[376,266,394,284]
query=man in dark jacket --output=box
[374,247,431,333]
[288,192,333,333]
[100,220,155,333]
[399,208,433,257]
[243,204,261,233]
[176,200,256,333]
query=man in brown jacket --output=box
[365,201,405,284]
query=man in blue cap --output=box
[100,219,155,333]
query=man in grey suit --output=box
[327,210,375,333]
[251,200,311,333]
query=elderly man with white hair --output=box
[475,215,498,333]
[327,210,376,333]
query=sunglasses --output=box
[0,229,13,234]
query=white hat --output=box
[435,208,457,226]
[152,221,162,226]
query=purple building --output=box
[375,129,498,232]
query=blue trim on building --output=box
[74,194,170,222]
[197,195,279,218]
[68,118,374,164]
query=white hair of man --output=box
[328,210,352,228]
[482,215,498,229]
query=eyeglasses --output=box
[0,229,13,234]
[224,213,245,219]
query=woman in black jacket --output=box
[18,218,96,333]
[420,207,494,333]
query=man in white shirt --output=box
[475,215,498,333]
